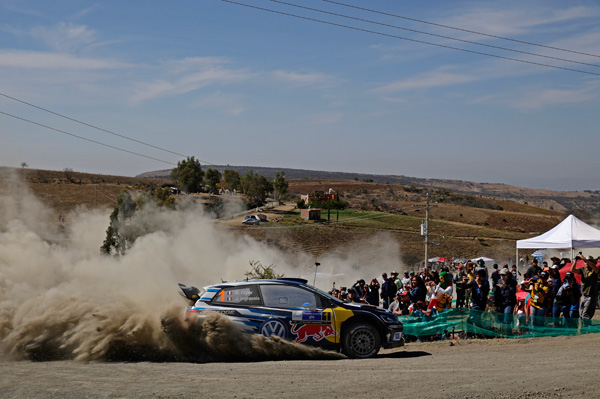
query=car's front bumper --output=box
[382,325,404,348]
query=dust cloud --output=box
[0,175,352,362]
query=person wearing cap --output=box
[529,271,552,326]
[392,271,403,291]
[493,268,517,328]
[555,271,581,328]
[388,291,409,315]
[571,255,599,326]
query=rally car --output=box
[178,278,404,358]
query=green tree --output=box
[240,170,273,208]
[308,193,348,210]
[244,260,284,279]
[205,168,222,194]
[222,169,241,191]
[171,156,203,193]
[273,170,289,201]
[101,191,138,255]
[154,187,175,208]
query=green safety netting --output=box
[399,308,600,338]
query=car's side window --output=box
[260,285,321,308]
[212,285,261,305]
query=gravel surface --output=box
[2,333,599,399]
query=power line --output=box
[267,0,600,69]
[0,91,190,159]
[0,110,177,166]
[323,0,600,59]
[221,0,600,76]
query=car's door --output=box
[258,284,337,347]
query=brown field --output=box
[1,166,576,266]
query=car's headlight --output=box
[379,314,398,324]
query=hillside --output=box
[139,166,600,215]
[2,166,585,266]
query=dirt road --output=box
[3,333,599,399]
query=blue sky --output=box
[1,0,599,191]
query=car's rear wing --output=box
[178,283,201,301]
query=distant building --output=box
[301,208,321,221]
[300,188,336,204]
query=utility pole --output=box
[94,185,97,209]
[422,193,430,272]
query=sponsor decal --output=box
[290,323,336,343]
[260,319,287,338]
[214,309,241,316]
[292,311,329,322]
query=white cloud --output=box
[512,83,599,111]
[0,49,127,69]
[129,58,253,105]
[192,91,246,116]
[440,5,600,38]
[31,22,96,53]
[371,67,477,93]
[272,70,336,87]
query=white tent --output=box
[470,257,495,263]
[517,215,600,249]
[516,214,600,274]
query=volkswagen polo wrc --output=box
[178,278,404,358]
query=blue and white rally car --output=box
[178,278,404,358]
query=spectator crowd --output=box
[328,255,600,332]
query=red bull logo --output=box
[290,323,336,343]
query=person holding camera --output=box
[365,278,380,306]
[554,272,581,328]
[571,255,599,326]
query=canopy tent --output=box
[470,257,495,263]
[517,215,600,250]
[516,214,600,276]
[428,257,452,263]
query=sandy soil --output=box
[2,333,599,399]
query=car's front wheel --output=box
[341,322,381,359]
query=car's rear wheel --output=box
[341,322,381,359]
